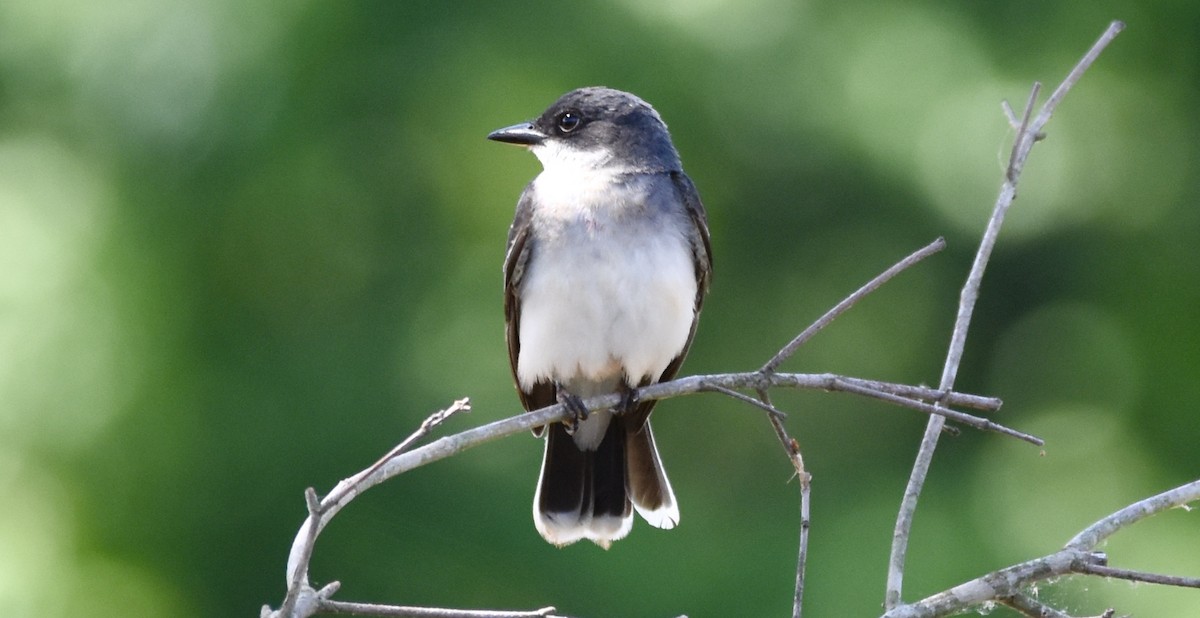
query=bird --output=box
[487,87,712,548]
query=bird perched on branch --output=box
[488,87,712,548]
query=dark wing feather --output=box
[626,171,713,431]
[503,187,557,433]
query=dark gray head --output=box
[487,87,683,174]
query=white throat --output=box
[528,142,633,218]
[531,140,628,176]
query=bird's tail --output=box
[533,416,678,548]
[626,419,680,530]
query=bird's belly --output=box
[516,228,696,392]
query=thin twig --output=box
[833,378,1040,445]
[1038,21,1127,126]
[751,386,810,618]
[329,398,471,515]
[271,401,471,618]
[1006,82,1041,182]
[837,377,1001,412]
[794,471,812,618]
[883,21,1125,609]
[761,237,945,373]
[1072,564,1200,589]
[1000,100,1021,130]
[1066,478,1200,550]
[729,372,1003,415]
[284,399,472,587]
[320,601,568,617]
[703,384,788,419]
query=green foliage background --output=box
[2,1,1197,616]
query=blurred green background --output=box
[2,1,1198,616]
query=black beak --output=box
[487,122,546,146]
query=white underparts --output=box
[515,163,696,421]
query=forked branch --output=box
[882,479,1200,618]
[263,237,1022,618]
[884,20,1127,610]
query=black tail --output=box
[534,415,677,548]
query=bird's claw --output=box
[617,385,640,416]
[557,390,588,435]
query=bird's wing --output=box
[504,187,557,434]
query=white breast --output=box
[515,168,697,396]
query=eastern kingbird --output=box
[488,87,712,548]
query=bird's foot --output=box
[617,384,640,416]
[556,388,588,435]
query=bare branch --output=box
[883,478,1200,617]
[882,550,1107,618]
[1035,21,1126,132]
[330,398,472,515]
[1000,100,1020,130]
[263,367,1010,618]
[884,20,1125,609]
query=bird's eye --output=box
[556,111,581,133]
